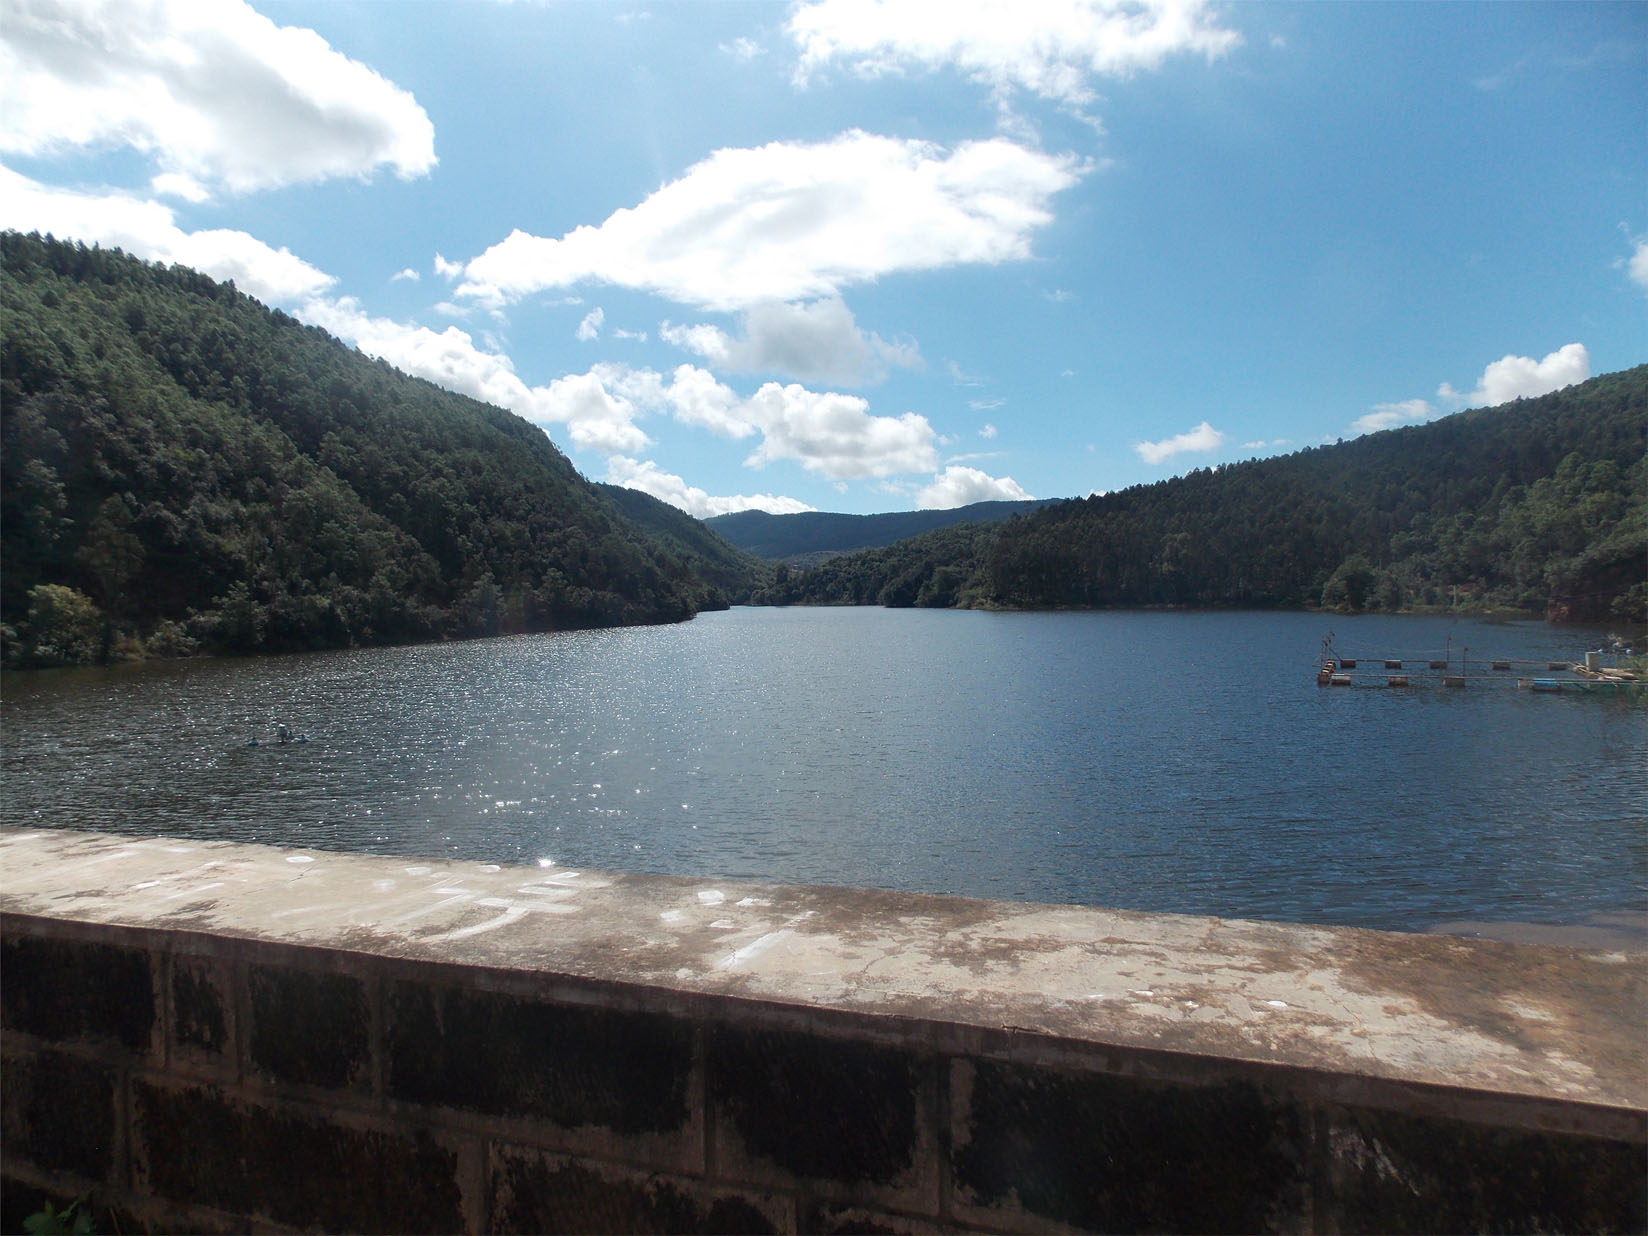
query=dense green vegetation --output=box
[595,482,771,605]
[1,232,758,667]
[6,232,1638,671]
[706,499,1050,563]
[770,367,1647,625]
[752,522,999,607]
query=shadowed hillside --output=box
[706,499,1052,563]
[767,367,1647,624]
[1,232,732,665]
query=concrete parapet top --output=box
[2,827,1642,1120]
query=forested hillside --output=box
[6,234,1639,671]
[772,367,1647,624]
[708,499,1050,563]
[594,482,769,604]
[1,232,743,667]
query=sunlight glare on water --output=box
[2,608,1643,934]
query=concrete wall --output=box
[2,829,1644,1234]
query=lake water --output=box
[3,608,1644,934]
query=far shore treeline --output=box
[753,363,1645,621]
[3,231,1643,669]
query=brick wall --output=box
[4,911,1644,1234]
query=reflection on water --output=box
[3,608,1644,933]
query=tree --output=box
[1321,556,1378,612]
[76,493,144,609]
[22,584,103,666]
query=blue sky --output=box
[3,1,1643,516]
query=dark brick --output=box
[247,963,370,1090]
[954,1061,1307,1233]
[708,1025,923,1187]
[386,982,693,1135]
[131,1078,462,1234]
[1321,1105,1648,1235]
[1,933,154,1051]
[0,1048,117,1181]
[490,1151,779,1235]
[171,956,230,1058]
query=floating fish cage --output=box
[1315,636,1643,694]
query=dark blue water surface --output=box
[3,608,1643,932]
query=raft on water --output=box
[1315,637,1642,694]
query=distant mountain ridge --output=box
[706,499,1054,562]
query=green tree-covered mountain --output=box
[706,499,1051,563]
[594,482,771,605]
[771,367,1647,625]
[1,232,757,666]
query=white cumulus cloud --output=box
[575,307,604,341]
[663,296,919,386]
[0,0,436,196]
[1352,398,1433,436]
[0,167,336,304]
[649,365,755,438]
[456,131,1086,311]
[721,36,766,61]
[1438,343,1590,409]
[742,383,939,478]
[0,170,650,452]
[6,169,942,481]
[788,0,1241,106]
[1134,420,1226,465]
[605,457,816,519]
[659,321,731,364]
[916,465,1031,509]
[1629,237,1648,292]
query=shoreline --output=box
[1428,910,1648,953]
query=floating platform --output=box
[1316,641,1643,694]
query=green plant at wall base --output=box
[23,1195,94,1235]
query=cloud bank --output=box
[0,166,943,489]
[456,131,1086,311]
[788,0,1241,106]
[0,0,436,198]
[661,297,920,386]
[0,168,337,304]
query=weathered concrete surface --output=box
[2,826,1642,1129]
